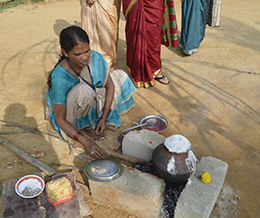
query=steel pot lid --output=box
[83,158,123,182]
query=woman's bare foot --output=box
[106,125,118,131]
[109,64,116,71]
[82,127,107,141]
[95,132,107,141]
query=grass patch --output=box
[0,0,44,12]
[0,0,25,12]
[31,0,44,2]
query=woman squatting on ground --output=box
[46,26,136,158]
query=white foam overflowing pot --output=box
[152,135,200,184]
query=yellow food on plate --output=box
[46,177,73,201]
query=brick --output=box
[89,165,165,218]
[174,156,228,218]
[122,130,165,162]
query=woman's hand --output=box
[95,118,107,135]
[84,138,104,158]
[95,73,115,136]
[53,103,104,158]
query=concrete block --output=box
[89,165,166,218]
[122,129,166,162]
[174,156,228,218]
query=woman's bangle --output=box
[100,116,108,122]
[73,131,81,141]
[104,107,111,112]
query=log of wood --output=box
[0,136,58,176]
[99,144,145,164]
[74,140,145,164]
[50,163,84,171]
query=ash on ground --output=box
[132,162,186,218]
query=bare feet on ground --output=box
[109,65,116,71]
[106,125,118,131]
[82,127,107,141]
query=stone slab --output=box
[122,130,165,162]
[174,156,228,218]
[89,165,166,218]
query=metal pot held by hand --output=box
[152,135,199,184]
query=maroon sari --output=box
[123,0,179,88]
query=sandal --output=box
[154,74,170,85]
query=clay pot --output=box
[152,135,199,184]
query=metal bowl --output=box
[139,115,168,133]
[83,158,123,182]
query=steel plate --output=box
[83,158,123,182]
[139,115,168,133]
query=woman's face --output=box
[63,41,91,70]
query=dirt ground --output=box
[0,0,259,217]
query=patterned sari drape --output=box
[123,0,179,88]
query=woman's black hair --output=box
[47,26,90,89]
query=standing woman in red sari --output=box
[123,0,179,88]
